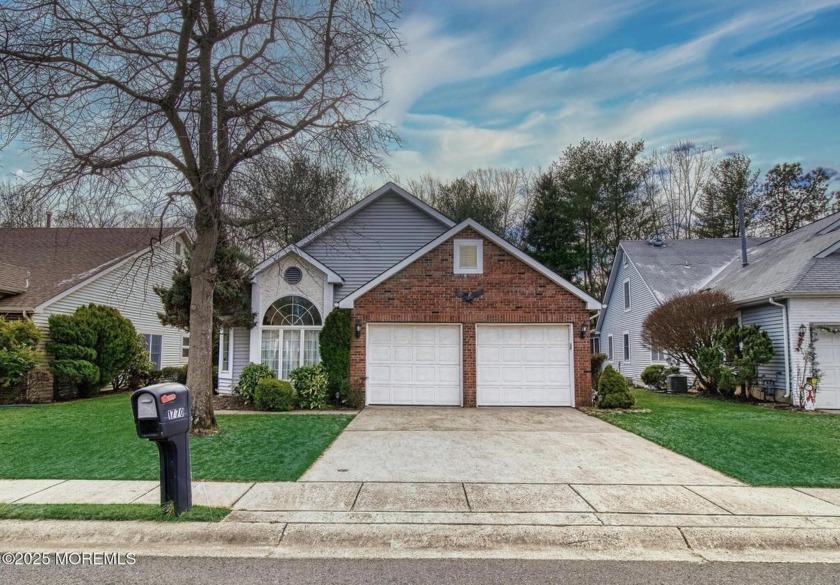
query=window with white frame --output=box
[607,334,613,361]
[143,334,162,370]
[623,279,631,311]
[591,337,601,355]
[181,336,190,359]
[623,332,630,361]
[260,295,322,379]
[454,239,483,274]
[219,328,231,373]
[650,347,668,362]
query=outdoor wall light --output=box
[580,323,588,339]
[355,321,362,338]
[799,323,807,338]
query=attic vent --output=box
[647,235,665,247]
[283,266,303,285]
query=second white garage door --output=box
[476,324,573,406]
[815,328,840,410]
[367,324,462,406]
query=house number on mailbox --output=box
[166,407,186,420]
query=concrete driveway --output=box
[300,407,740,485]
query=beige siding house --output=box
[0,227,189,402]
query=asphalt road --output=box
[1,557,838,585]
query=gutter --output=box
[768,297,792,399]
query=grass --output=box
[0,503,229,522]
[592,389,840,487]
[0,394,353,481]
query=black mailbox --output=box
[131,383,192,514]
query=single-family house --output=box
[597,212,840,409]
[0,227,190,402]
[220,182,601,407]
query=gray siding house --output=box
[598,212,840,410]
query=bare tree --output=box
[0,0,400,431]
[649,142,718,239]
[0,180,46,227]
[404,173,441,206]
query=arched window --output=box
[263,295,321,326]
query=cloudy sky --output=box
[379,0,840,181]
[1,1,838,184]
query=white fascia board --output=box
[251,245,344,284]
[339,219,602,310]
[35,229,187,313]
[293,182,455,251]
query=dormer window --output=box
[454,239,483,274]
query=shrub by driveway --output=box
[0,394,352,482]
[592,390,840,487]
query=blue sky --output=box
[1,1,838,184]
[380,0,840,181]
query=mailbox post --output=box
[131,383,192,515]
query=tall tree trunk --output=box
[187,204,220,433]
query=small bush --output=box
[235,362,276,404]
[598,365,635,409]
[112,342,154,392]
[51,359,100,396]
[640,364,680,392]
[254,378,295,411]
[290,364,328,410]
[319,309,352,402]
[159,365,188,385]
[0,317,43,389]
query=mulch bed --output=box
[212,393,254,411]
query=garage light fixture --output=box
[580,323,588,339]
[355,321,362,338]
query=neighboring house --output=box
[597,212,840,410]
[220,182,601,407]
[0,227,190,402]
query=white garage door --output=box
[476,324,573,406]
[367,324,461,405]
[815,328,840,410]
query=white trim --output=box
[365,322,463,407]
[252,245,345,282]
[219,327,234,375]
[339,219,602,310]
[622,330,631,362]
[35,229,187,312]
[453,239,483,274]
[623,278,631,312]
[475,323,575,407]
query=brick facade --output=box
[348,228,593,407]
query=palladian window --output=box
[261,296,322,379]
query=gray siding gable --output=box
[303,192,450,301]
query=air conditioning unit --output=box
[666,374,688,394]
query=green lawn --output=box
[592,390,840,487]
[0,394,353,481]
[0,503,229,522]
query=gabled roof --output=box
[707,211,840,303]
[252,182,455,278]
[252,245,344,284]
[338,218,602,310]
[617,237,769,304]
[0,227,183,311]
[0,262,29,296]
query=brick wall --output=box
[349,228,592,407]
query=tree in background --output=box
[0,181,45,227]
[696,154,760,238]
[434,178,504,234]
[154,232,255,332]
[0,1,400,431]
[757,163,838,236]
[229,155,358,261]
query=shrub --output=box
[51,359,100,394]
[112,340,154,391]
[319,309,352,402]
[159,365,189,384]
[235,362,276,404]
[598,365,635,409]
[47,314,99,396]
[0,317,43,389]
[697,324,774,399]
[290,364,328,410]
[254,378,295,411]
[75,304,144,387]
[640,364,680,392]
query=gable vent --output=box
[283,266,303,285]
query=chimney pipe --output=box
[46,211,53,228]
[738,196,748,267]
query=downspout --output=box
[768,297,792,399]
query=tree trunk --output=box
[187,205,220,434]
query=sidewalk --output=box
[3,479,840,562]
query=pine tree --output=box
[696,154,760,238]
[757,163,838,236]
